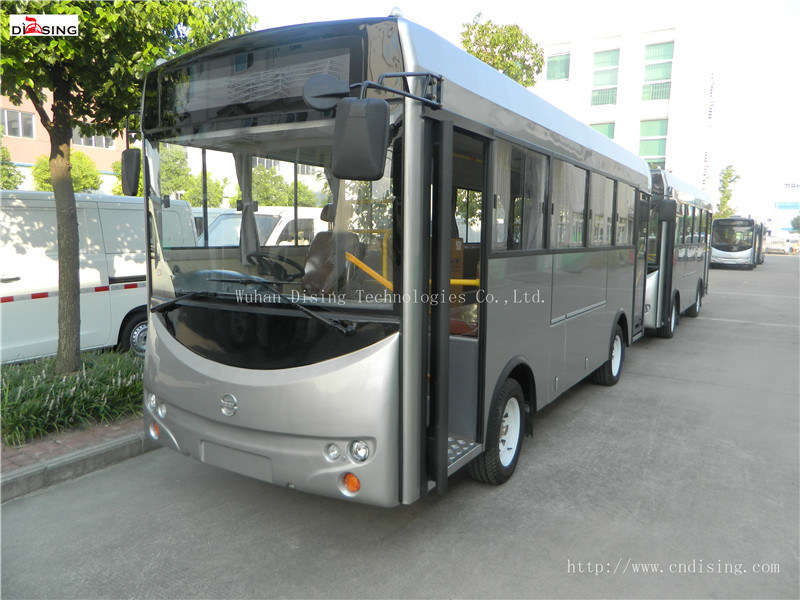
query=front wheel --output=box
[591,324,624,386]
[467,378,525,485]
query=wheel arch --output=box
[491,356,537,437]
[117,305,148,346]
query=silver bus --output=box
[710,217,765,268]
[127,17,652,506]
[644,170,712,338]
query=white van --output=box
[198,205,327,247]
[0,190,195,363]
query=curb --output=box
[1,432,158,503]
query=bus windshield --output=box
[145,123,398,311]
[711,220,754,252]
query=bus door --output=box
[631,191,650,340]
[428,122,487,494]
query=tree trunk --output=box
[50,80,81,375]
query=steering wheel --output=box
[246,251,305,281]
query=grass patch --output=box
[1,350,143,446]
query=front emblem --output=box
[220,394,238,417]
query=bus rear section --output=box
[644,170,712,338]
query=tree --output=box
[233,165,320,207]
[461,14,544,87]
[1,145,24,190]
[791,214,800,233]
[715,165,739,219]
[32,151,101,192]
[1,1,255,373]
[183,173,227,208]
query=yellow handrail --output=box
[345,252,394,291]
[344,252,481,292]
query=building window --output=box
[639,119,668,168]
[591,123,615,138]
[642,42,673,101]
[2,109,35,139]
[72,127,115,149]
[546,53,570,80]
[591,49,619,106]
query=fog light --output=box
[348,440,370,462]
[147,393,157,412]
[149,422,159,440]
[156,402,167,419]
[324,443,341,462]
[343,472,360,493]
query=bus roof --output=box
[650,169,711,210]
[396,19,651,189]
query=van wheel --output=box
[591,324,624,386]
[119,314,148,356]
[467,378,524,485]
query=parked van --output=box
[0,190,195,363]
[198,205,327,247]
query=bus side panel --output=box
[484,254,553,412]
[606,246,636,336]
[552,251,609,392]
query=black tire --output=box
[657,296,678,338]
[591,324,624,386]
[467,378,525,485]
[118,313,148,356]
[685,284,702,318]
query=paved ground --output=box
[1,255,798,599]
[1,416,144,473]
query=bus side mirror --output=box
[332,98,389,181]
[121,148,141,196]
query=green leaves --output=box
[461,14,544,87]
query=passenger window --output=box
[551,159,587,249]
[506,146,546,251]
[589,174,614,246]
[616,182,635,245]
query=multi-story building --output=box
[533,23,713,195]
[1,92,125,192]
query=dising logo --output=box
[9,14,79,36]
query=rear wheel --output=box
[468,378,524,485]
[591,324,624,386]
[685,284,702,318]
[657,297,678,338]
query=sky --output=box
[245,0,800,222]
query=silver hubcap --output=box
[499,397,521,467]
[130,322,147,356]
[611,334,622,376]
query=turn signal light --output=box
[343,472,360,493]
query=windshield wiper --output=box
[207,275,357,336]
[150,290,219,314]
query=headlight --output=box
[348,440,370,462]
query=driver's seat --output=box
[302,205,360,295]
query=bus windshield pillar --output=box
[429,119,453,494]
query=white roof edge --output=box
[397,19,651,184]
[660,170,711,204]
